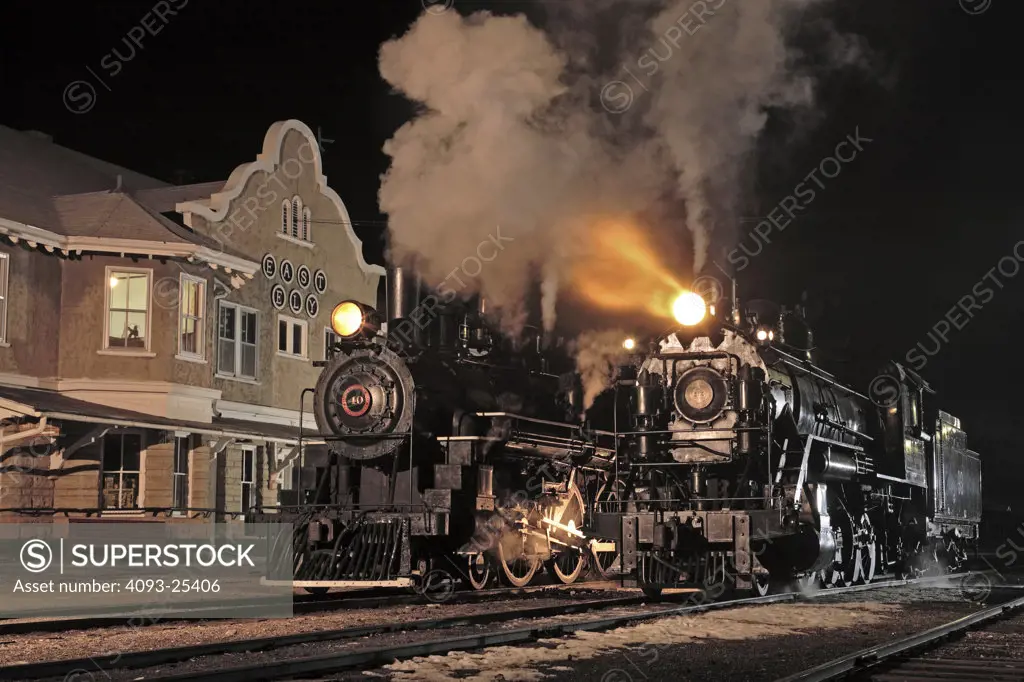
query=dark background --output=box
[0,0,1018,506]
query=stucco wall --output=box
[0,244,62,378]
[57,255,219,384]
[187,126,381,412]
[0,245,226,392]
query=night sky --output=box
[1,0,1019,505]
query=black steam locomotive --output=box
[251,266,982,597]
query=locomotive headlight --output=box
[672,291,706,326]
[756,329,768,341]
[331,301,365,337]
[623,338,636,351]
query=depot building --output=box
[0,120,382,521]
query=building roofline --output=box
[0,215,259,278]
[176,119,385,278]
[1,125,169,190]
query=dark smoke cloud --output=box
[378,0,864,335]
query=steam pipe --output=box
[633,370,660,459]
[815,415,874,442]
[737,365,753,455]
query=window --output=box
[324,327,340,360]
[241,446,257,513]
[105,268,151,350]
[218,302,258,379]
[102,433,142,509]
[277,315,307,358]
[173,435,192,510]
[178,275,205,358]
[278,197,313,246]
[0,252,8,344]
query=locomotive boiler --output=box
[251,265,982,598]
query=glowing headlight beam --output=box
[623,338,636,351]
[331,301,364,337]
[672,291,707,326]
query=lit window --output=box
[173,435,192,510]
[324,327,340,360]
[277,315,307,358]
[217,302,258,379]
[102,433,142,509]
[105,269,151,350]
[281,200,290,235]
[302,208,311,242]
[0,252,9,344]
[291,197,301,238]
[178,275,205,358]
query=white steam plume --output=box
[378,1,861,333]
[572,329,633,410]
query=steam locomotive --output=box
[251,265,982,597]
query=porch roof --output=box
[0,385,323,445]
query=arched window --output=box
[291,197,301,238]
[302,208,311,242]
[281,200,290,235]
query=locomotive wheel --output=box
[797,573,821,591]
[545,482,586,585]
[467,554,491,591]
[752,573,771,596]
[835,512,874,585]
[497,544,540,581]
[852,542,877,584]
[942,538,968,573]
[589,479,624,579]
[851,514,877,584]
[590,543,620,580]
[548,551,585,584]
[821,568,842,587]
[497,541,540,587]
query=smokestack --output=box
[386,264,408,325]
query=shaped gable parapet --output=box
[176,120,385,278]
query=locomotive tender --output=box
[251,265,982,597]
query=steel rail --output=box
[775,592,1024,682]
[78,574,979,682]
[0,593,683,680]
[0,579,622,636]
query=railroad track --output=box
[2,573,985,682]
[0,579,620,636]
[778,589,1024,681]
